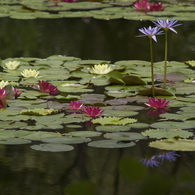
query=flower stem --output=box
[163,30,168,88]
[149,38,155,97]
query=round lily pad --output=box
[42,136,91,144]
[103,132,146,141]
[142,129,193,139]
[149,139,195,151]
[30,143,74,152]
[68,131,101,137]
[88,140,135,148]
[0,138,31,145]
[95,125,130,132]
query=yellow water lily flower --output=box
[5,61,20,70]
[90,64,113,75]
[0,80,8,89]
[21,69,40,78]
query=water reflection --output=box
[140,151,180,168]
[0,18,194,62]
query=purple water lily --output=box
[152,19,181,33]
[138,26,163,42]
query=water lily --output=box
[34,80,59,95]
[14,88,22,99]
[90,64,113,75]
[4,61,20,70]
[134,0,149,12]
[138,26,163,42]
[83,106,104,118]
[134,0,165,12]
[140,155,160,168]
[21,69,40,78]
[68,100,83,110]
[149,2,165,11]
[0,80,8,89]
[145,97,170,109]
[138,26,163,96]
[153,19,181,88]
[0,88,9,98]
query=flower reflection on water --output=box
[140,151,180,168]
[147,107,169,117]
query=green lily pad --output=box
[42,136,91,144]
[104,132,146,141]
[30,143,74,152]
[88,140,135,148]
[68,131,101,137]
[0,138,31,145]
[95,125,131,132]
[92,117,137,125]
[149,139,195,151]
[142,129,193,139]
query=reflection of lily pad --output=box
[88,140,135,148]
[149,139,195,151]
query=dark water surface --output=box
[0,17,195,195]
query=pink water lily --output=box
[145,98,170,109]
[34,80,59,96]
[134,0,165,12]
[68,100,83,110]
[14,88,22,99]
[83,106,104,118]
[0,88,9,98]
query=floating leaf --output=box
[30,143,74,152]
[0,138,31,145]
[92,117,137,125]
[68,131,101,137]
[95,125,130,132]
[149,139,195,151]
[42,136,91,144]
[20,108,59,116]
[104,132,146,141]
[142,129,193,139]
[88,140,135,148]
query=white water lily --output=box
[21,69,40,78]
[5,61,20,70]
[90,64,113,75]
[0,80,8,89]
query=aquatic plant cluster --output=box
[0,0,194,21]
[1,53,195,153]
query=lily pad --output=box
[0,138,31,145]
[68,131,101,137]
[95,125,131,132]
[104,132,146,141]
[142,129,193,139]
[88,139,135,148]
[30,143,74,152]
[92,117,137,125]
[149,139,195,151]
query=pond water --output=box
[0,17,195,195]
